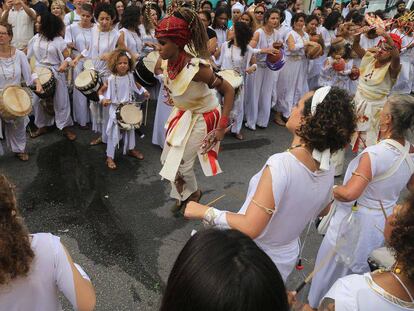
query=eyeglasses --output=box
[255,11,264,15]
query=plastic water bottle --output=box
[335,202,361,266]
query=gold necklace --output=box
[288,144,318,170]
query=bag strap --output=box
[70,11,75,25]
[372,139,414,182]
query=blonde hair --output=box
[107,48,135,75]
[50,0,66,19]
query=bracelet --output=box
[203,207,217,227]
[218,116,229,129]
[352,171,371,182]
[65,57,72,63]
[251,199,274,215]
[99,95,105,102]
[202,207,230,229]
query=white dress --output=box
[245,28,282,130]
[0,233,78,311]
[324,273,414,311]
[392,29,414,95]
[308,140,414,308]
[0,49,33,156]
[27,34,73,130]
[104,73,145,158]
[119,28,143,57]
[276,30,309,118]
[216,42,253,134]
[237,151,334,281]
[65,22,93,127]
[82,26,120,142]
[213,27,227,47]
[152,81,173,148]
[318,57,354,94]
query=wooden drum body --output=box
[74,69,103,102]
[31,67,56,99]
[116,102,143,130]
[133,51,159,88]
[0,86,32,120]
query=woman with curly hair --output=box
[308,94,414,308]
[316,194,414,310]
[0,174,96,310]
[28,12,76,140]
[185,86,356,281]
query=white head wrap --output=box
[310,86,331,171]
[232,2,244,13]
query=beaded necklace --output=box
[0,47,15,81]
[114,73,132,103]
[37,35,50,62]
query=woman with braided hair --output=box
[155,7,234,215]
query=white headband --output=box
[232,2,244,13]
[311,86,331,172]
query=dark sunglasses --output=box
[255,11,264,14]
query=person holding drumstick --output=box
[0,22,42,160]
[101,49,149,170]
[185,87,356,281]
[65,3,94,129]
[155,6,234,215]
[28,12,77,141]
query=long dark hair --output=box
[160,229,289,311]
[212,6,229,29]
[229,21,252,56]
[39,11,64,40]
[0,175,34,285]
[323,11,342,30]
[120,5,141,35]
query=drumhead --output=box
[217,70,243,89]
[83,59,94,70]
[143,51,159,74]
[2,86,32,116]
[34,67,52,84]
[120,104,143,124]
[75,69,96,88]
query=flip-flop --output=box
[90,137,103,146]
[30,128,47,138]
[16,153,29,161]
[128,150,144,160]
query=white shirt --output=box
[216,43,253,73]
[63,10,81,26]
[65,23,93,56]
[4,6,35,49]
[27,34,67,68]
[325,273,414,311]
[0,49,33,89]
[0,233,78,311]
[119,28,143,56]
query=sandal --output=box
[234,133,244,140]
[30,127,47,139]
[128,149,144,160]
[106,158,117,170]
[274,112,287,127]
[16,152,29,161]
[63,130,77,141]
[90,136,103,146]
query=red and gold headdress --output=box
[155,15,191,48]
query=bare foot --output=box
[63,129,77,141]
[30,127,47,138]
[16,152,29,161]
[90,136,103,146]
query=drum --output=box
[133,51,159,87]
[74,69,103,102]
[216,70,243,97]
[305,41,323,60]
[368,247,395,272]
[31,67,56,99]
[0,86,32,120]
[116,102,143,130]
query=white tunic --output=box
[238,152,334,281]
[0,233,77,311]
[119,28,143,56]
[0,49,33,155]
[325,273,414,311]
[308,140,414,308]
[318,57,354,94]
[216,43,253,133]
[392,29,414,94]
[65,23,93,56]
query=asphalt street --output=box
[0,102,355,311]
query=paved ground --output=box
[0,103,354,311]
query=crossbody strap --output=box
[372,139,414,182]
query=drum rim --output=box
[0,86,32,117]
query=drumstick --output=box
[144,99,149,126]
[295,248,336,293]
[378,200,387,220]
[206,194,226,207]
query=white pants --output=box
[245,66,277,129]
[0,117,28,155]
[106,128,136,158]
[33,71,73,130]
[72,62,90,126]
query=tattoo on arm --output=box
[318,298,335,311]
